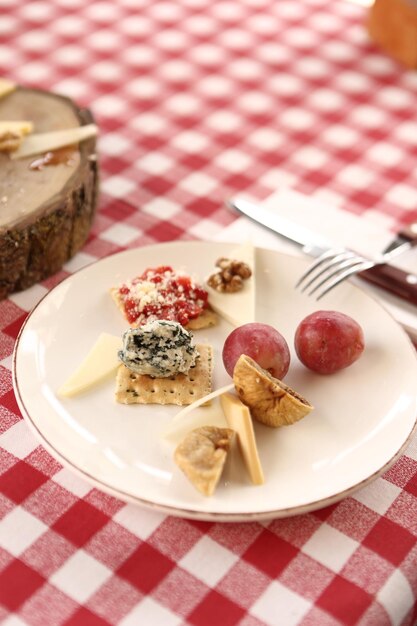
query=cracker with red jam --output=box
[111,265,217,329]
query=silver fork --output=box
[296,242,415,300]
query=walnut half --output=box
[207,257,252,293]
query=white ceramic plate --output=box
[13,242,417,521]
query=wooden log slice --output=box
[0,87,99,298]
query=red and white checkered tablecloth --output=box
[1,0,417,624]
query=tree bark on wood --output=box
[0,87,99,299]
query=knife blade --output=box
[228,196,417,305]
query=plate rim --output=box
[12,241,417,522]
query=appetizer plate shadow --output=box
[13,241,417,521]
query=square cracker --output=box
[115,344,213,406]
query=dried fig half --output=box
[233,354,313,427]
[174,426,235,496]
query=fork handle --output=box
[359,264,417,305]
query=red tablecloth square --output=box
[0,389,22,421]
[0,559,45,611]
[363,517,416,566]
[310,504,338,522]
[145,219,187,242]
[188,588,246,626]
[0,460,49,505]
[99,198,140,222]
[2,313,28,341]
[64,606,111,626]
[52,500,112,548]
[117,542,175,593]
[316,575,373,625]
[242,528,299,577]
[404,471,417,499]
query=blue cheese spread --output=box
[118,320,199,378]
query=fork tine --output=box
[301,252,357,291]
[314,259,375,300]
[306,255,366,296]
[295,248,348,289]
[296,245,377,300]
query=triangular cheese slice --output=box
[170,384,234,423]
[206,241,255,327]
[220,392,264,485]
[58,333,122,397]
[11,123,98,159]
[163,398,229,442]
[0,78,16,99]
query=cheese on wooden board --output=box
[59,333,122,397]
[0,79,16,99]
[11,123,98,159]
[0,120,34,151]
[220,392,264,485]
[206,241,255,327]
[0,120,33,135]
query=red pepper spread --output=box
[117,265,209,326]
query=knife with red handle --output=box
[358,223,417,304]
[228,196,417,305]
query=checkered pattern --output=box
[1,0,417,623]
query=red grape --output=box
[294,310,364,374]
[222,322,290,379]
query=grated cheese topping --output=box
[117,265,209,326]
